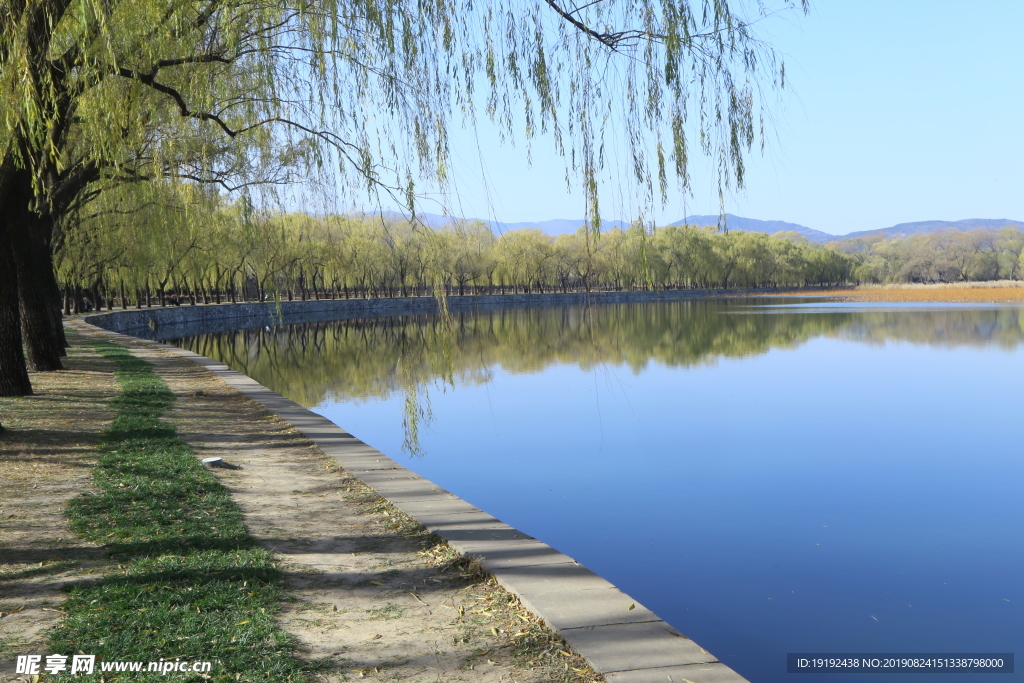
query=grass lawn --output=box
[49,341,307,682]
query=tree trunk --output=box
[8,168,63,371]
[0,162,33,396]
[0,236,31,396]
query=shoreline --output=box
[769,283,1024,303]
[82,284,1024,341]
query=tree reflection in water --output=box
[172,299,1024,452]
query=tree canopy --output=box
[2,0,806,208]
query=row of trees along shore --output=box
[58,201,1024,311]
[60,204,857,312]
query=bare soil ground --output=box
[0,333,117,678]
[1,330,598,683]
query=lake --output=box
[170,298,1023,682]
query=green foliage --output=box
[58,206,858,305]
[837,227,1024,284]
[2,0,807,235]
[68,203,1024,304]
[52,342,306,682]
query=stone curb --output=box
[69,319,750,683]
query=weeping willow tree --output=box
[0,0,808,397]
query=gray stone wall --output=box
[85,290,734,339]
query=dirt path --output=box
[2,330,597,682]
[0,334,117,677]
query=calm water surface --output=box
[173,299,1023,682]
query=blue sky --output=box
[365,1,1024,236]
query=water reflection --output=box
[174,300,1024,408]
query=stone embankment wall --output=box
[85,290,735,338]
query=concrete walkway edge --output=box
[72,319,751,683]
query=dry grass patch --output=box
[769,282,1024,303]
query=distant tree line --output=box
[838,227,1024,283]
[57,199,1024,312]
[59,194,861,312]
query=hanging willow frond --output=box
[1,0,806,232]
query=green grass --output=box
[49,342,307,682]
[365,603,405,620]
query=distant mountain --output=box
[373,211,1024,241]
[377,211,628,234]
[842,218,1024,240]
[489,218,630,234]
[375,211,452,229]
[673,214,839,243]
[395,211,835,239]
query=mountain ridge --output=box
[377,211,1024,242]
[673,214,837,242]
[841,218,1024,240]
